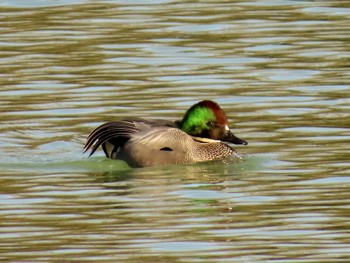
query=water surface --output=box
[1,0,350,262]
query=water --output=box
[1,0,350,262]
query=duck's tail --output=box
[83,120,138,158]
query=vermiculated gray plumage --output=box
[84,120,237,168]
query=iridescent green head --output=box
[178,100,247,145]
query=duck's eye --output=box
[208,121,217,127]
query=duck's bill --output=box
[223,131,248,145]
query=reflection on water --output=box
[1,0,350,261]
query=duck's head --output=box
[178,100,248,145]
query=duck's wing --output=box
[121,126,196,167]
[84,120,139,157]
[130,126,192,152]
[84,118,177,157]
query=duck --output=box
[84,100,247,168]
